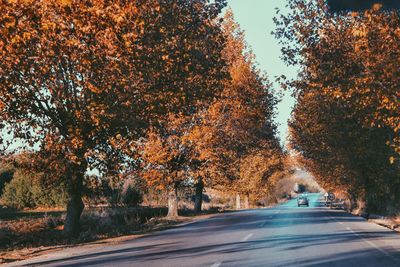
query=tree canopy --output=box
[275,0,400,213]
[0,0,227,235]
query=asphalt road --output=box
[6,193,400,267]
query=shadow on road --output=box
[23,231,400,266]
[223,247,400,267]
[21,200,400,267]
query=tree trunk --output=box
[236,193,241,210]
[244,193,249,209]
[194,177,204,214]
[167,185,179,218]
[64,166,85,237]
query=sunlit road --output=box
[7,193,400,267]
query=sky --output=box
[226,0,298,145]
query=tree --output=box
[141,8,284,216]
[289,91,400,213]
[0,0,227,235]
[275,0,399,160]
[141,115,191,217]
[236,148,284,208]
[275,0,400,212]
[213,10,283,207]
[170,9,286,211]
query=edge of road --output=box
[316,194,400,234]
[352,212,400,234]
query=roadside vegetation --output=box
[275,0,400,216]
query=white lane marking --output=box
[242,233,253,242]
[211,262,221,267]
[330,216,400,264]
[345,225,400,263]
[259,211,280,227]
[260,213,276,227]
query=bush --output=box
[121,178,144,207]
[1,171,36,209]
[122,185,143,207]
[34,183,68,208]
[1,170,67,209]
[95,176,145,207]
[79,207,167,239]
[0,164,14,196]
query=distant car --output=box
[298,196,309,207]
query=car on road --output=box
[297,196,309,207]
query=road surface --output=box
[6,193,400,267]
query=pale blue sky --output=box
[226,0,297,145]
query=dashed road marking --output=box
[242,233,253,242]
[211,262,221,267]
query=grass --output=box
[0,208,65,221]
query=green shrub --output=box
[101,177,145,207]
[34,184,68,208]
[1,170,38,209]
[1,170,67,209]
[122,185,143,206]
[0,164,14,196]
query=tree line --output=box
[0,0,285,236]
[275,0,400,214]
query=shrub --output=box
[1,170,67,209]
[122,185,143,207]
[0,164,14,196]
[33,183,68,208]
[92,176,146,207]
[1,171,37,209]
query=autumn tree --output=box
[0,0,227,235]
[275,0,400,213]
[207,10,283,209]
[275,0,399,159]
[289,90,400,213]
[140,114,193,217]
[140,9,284,215]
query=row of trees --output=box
[0,1,284,236]
[275,0,400,213]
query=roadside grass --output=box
[0,208,65,221]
